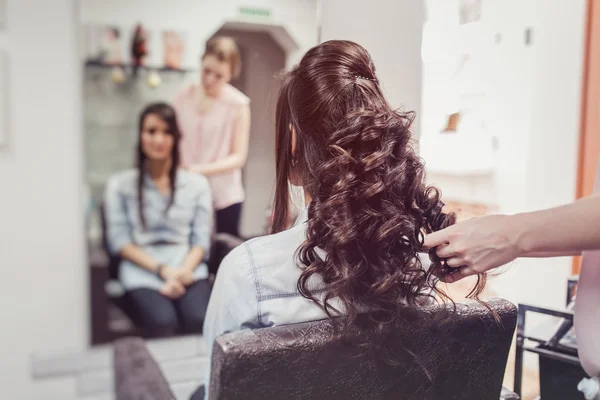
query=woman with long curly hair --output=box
[198,40,486,399]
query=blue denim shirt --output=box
[201,208,432,398]
[104,169,212,290]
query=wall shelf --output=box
[85,60,197,74]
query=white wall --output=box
[420,0,586,311]
[0,0,85,398]
[491,0,586,310]
[79,0,318,69]
[321,0,424,132]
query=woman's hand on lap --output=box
[159,265,178,282]
[159,278,186,299]
[175,268,196,286]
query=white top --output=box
[201,207,432,398]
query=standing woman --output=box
[174,36,251,238]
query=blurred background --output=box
[0,0,597,399]
[80,0,319,347]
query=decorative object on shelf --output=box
[130,24,148,76]
[110,65,126,84]
[84,25,122,65]
[147,70,161,88]
[163,31,185,70]
[442,112,461,133]
[0,51,7,150]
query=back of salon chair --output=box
[99,203,120,281]
[209,298,517,400]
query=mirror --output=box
[80,0,320,345]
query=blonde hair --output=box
[203,36,242,78]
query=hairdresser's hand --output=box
[159,278,186,299]
[187,164,208,175]
[424,214,522,283]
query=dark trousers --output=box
[216,202,242,237]
[126,279,211,338]
[190,385,205,400]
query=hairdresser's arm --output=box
[189,104,250,176]
[424,194,600,282]
[517,194,600,254]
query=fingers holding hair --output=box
[439,265,478,283]
[423,227,453,249]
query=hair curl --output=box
[272,40,486,364]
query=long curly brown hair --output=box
[271,40,487,361]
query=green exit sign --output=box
[239,6,271,18]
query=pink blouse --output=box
[575,160,600,377]
[174,83,250,211]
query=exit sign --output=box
[239,6,272,18]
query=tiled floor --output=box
[32,335,209,400]
[503,345,540,400]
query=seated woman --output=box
[199,40,486,398]
[104,102,213,338]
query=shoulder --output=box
[174,83,196,104]
[221,84,250,106]
[217,241,255,288]
[177,169,211,196]
[219,225,305,276]
[178,169,208,187]
[241,224,306,270]
[217,228,301,287]
[106,169,138,193]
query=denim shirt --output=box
[201,208,432,398]
[104,169,212,290]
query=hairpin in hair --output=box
[355,75,378,83]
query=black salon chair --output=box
[98,203,140,333]
[209,298,519,400]
[114,298,519,399]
